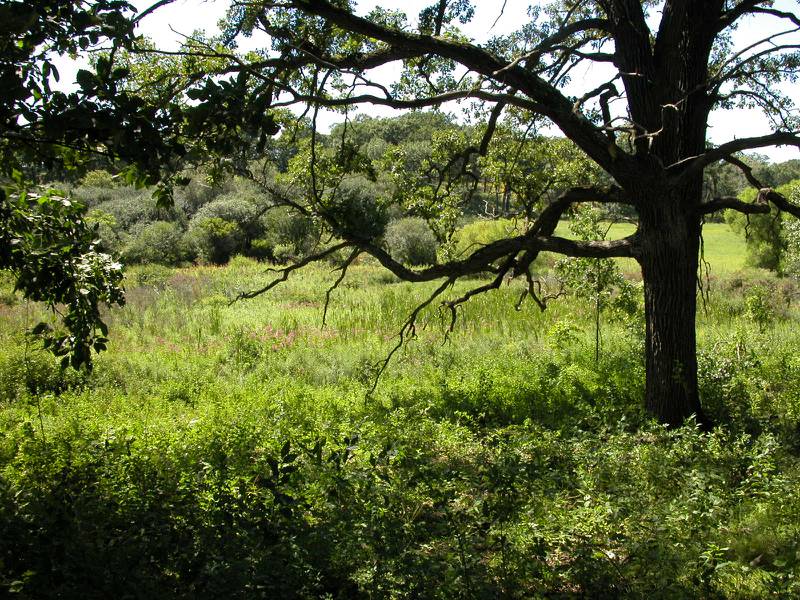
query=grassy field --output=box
[2,243,800,597]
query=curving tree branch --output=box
[282,0,623,174]
[671,132,800,182]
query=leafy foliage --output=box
[122,221,191,266]
[1,258,800,597]
[189,217,243,265]
[726,181,800,273]
[0,186,123,368]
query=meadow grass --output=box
[1,253,800,598]
[553,221,748,274]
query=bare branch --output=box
[286,0,622,174]
[712,39,800,89]
[133,0,178,24]
[271,85,544,114]
[231,242,352,303]
[443,256,517,333]
[513,184,632,275]
[490,0,509,31]
[718,155,800,219]
[494,17,612,76]
[671,131,800,181]
[368,278,454,395]
[517,270,565,312]
[761,188,800,220]
[718,2,800,32]
[723,154,765,189]
[322,248,361,327]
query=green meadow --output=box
[554,221,747,274]
[2,225,800,597]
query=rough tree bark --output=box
[636,179,708,427]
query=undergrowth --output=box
[1,258,800,598]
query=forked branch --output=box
[700,154,800,219]
[231,241,352,303]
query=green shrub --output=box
[744,285,775,332]
[384,217,438,266]
[175,172,224,217]
[781,184,800,277]
[85,209,125,254]
[324,175,389,241]
[89,186,165,227]
[726,180,800,273]
[260,206,318,258]
[189,217,242,264]
[272,242,296,264]
[192,192,263,241]
[0,349,86,401]
[248,237,275,261]
[80,169,116,189]
[122,221,192,266]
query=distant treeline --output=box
[38,113,800,268]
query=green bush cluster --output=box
[725,180,800,274]
[2,384,799,598]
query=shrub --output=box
[781,186,800,278]
[384,217,438,266]
[192,193,262,238]
[175,173,224,217]
[191,189,267,260]
[89,186,164,228]
[122,221,192,266]
[744,285,775,332]
[189,217,242,264]
[0,349,86,401]
[726,180,800,273]
[248,238,275,261]
[80,169,116,189]
[260,206,318,258]
[324,175,389,241]
[85,209,123,255]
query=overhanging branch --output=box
[231,241,352,302]
[709,154,800,219]
[698,196,769,215]
[285,0,622,174]
[670,131,800,182]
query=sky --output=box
[58,0,800,162]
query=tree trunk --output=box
[637,185,711,429]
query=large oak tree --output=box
[155,0,799,427]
